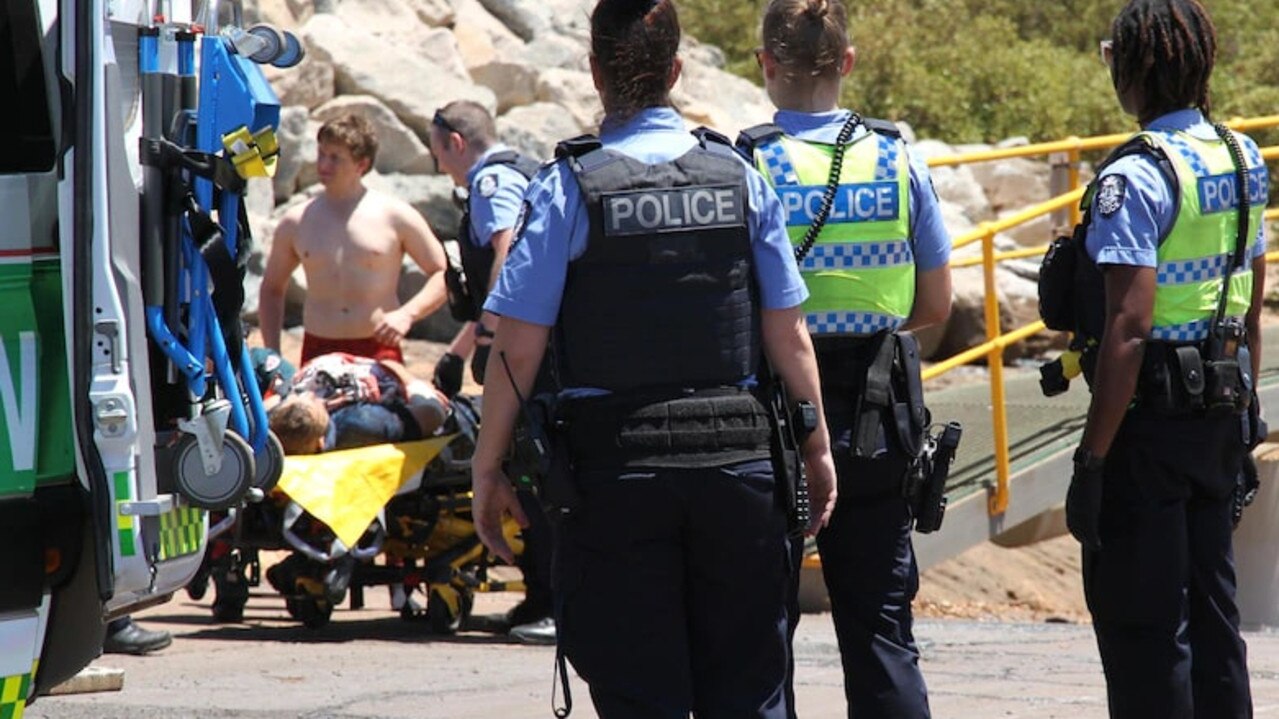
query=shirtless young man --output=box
[259,113,447,365]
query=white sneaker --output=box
[510,617,557,645]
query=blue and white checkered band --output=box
[799,240,914,272]
[1243,137,1264,168]
[1156,131,1212,178]
[1156,253,1231,285]
[757,140,800,187]
[1150,318,1214,343]
[874,135,901,182]
[806,311,903,336]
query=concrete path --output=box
[26,589,1279,718]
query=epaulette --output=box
[554,134,603,160]
[691,126,738,159]
[733,123,785,159]
[861,117,902,139]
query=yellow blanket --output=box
[276,436,455,547]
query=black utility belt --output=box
[559,388,772,470]
[1134,339,1251,416]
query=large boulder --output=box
[363,172,462,241]
[970,157,1052,214]
[673,44,773,138]
[477,0,552,41]
[263,54,335,111]
[928,164,994,223]
[935,265,1043,361]
[272,106,314,202]
[535,68,600,131]
[406,0,455,27]
[453,0,526,69]
[472,60,541,115]
[302,14,496,140]
[497,102,583,162]
[312,95,435,175]
[523,34,590,71]
[333,0,428,39]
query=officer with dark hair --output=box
[1044,0,1268,715]
[469,0,838,716]
[425,99,554,645]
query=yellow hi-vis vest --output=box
[752,129,913,337]
[1134,129,1266,342]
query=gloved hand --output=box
[433,352,464,397]
[471,343,491,386]
[1066,459,1104,551]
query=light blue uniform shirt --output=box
[485,107,809,327]
[1086,109,1267,268]
[772,109,953,271]
[466,144,531,248]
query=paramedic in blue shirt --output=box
[468,0,837,716]
[737,1,952,716]
[1061,0,1266,715]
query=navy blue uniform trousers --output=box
[809,343,931,719]
[555,459,791,719]
[1084,410,1252,718]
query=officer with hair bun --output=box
[469,0,838,716]
[738,0,952,716]
[1046,0,1267,715]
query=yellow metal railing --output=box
[920,116,1279,517]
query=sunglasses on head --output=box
[433,109,460,136]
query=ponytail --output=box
[762,0,849,78]
[590,0,682,120]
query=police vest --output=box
[459,150,540,319]
[554,129,759,393]
[1080,129,1266,344]
[740,119,914,337]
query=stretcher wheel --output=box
[271,30,306,68]
[245,24,284,64]
[287,597,332,630]
[173,431,256,510]
[211,561,249,623]
[253,430,285,492]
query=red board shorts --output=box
[300,333,404,366]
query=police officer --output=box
[737,1,952,716]
[470,0,838,716]
[426,100,555,645]
[427,100,540,394]
[1053,1,1267,715]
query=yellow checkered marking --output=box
[0,662,35,719]
[159,506,206,561]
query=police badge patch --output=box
[1095,175,1126,217]
[478,174,499,198]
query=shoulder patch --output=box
[477,173,499,198]
[1095,175,1127,217]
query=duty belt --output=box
[559,388,772,470]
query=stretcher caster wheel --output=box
[245,24,284,64]
[174,431,256,510]
[253,431,285,493]
[271,30,305,68]
[211,566,249,623]
[186,555,212,601]
[426,586,473,635]
[287,597,332,630]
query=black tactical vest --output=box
[459,150,540,318]
[555,130,760,393]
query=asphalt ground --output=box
[24,584,1279,718]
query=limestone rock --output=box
[312,95,434,175]
[969,157,1051,214]
[286,0,315,24]
[477,0,552,41]
[523,34,590,71]
[673,52,773,138]
[935,265,1042,361]
[263,54,335,110]
[472,60,540,115]
[453,0,525,69]
[535,68,600,131]
[273,106,313,202]
[302,14,496,139]
[496,102,583,162]
[333,0,427,39]
[930,164,994,222]
[407,0,455,27]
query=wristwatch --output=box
[1073,446,1105,472]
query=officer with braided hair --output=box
[737,0,952,716]
[1044,0,1268,715]
[470,0,837,715]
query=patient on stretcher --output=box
[267,352,449,455]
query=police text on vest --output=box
[603,185,746,236]
[776,183,900,226]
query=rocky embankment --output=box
[239,0,1080,360]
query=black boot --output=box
[103,617,172,655]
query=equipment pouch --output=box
[1174,345,1206,403]
[443,263,477,323]
[891,332,929,458]
[1038,233,1078,332]
[851,332,895,458]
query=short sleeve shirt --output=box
[465,144,533,248]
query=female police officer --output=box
[469,1,837,717]
[1055,0,1267,715]
[737,1,952,716]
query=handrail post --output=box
[981,226,1012,516]
[1067,144,1082,227]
